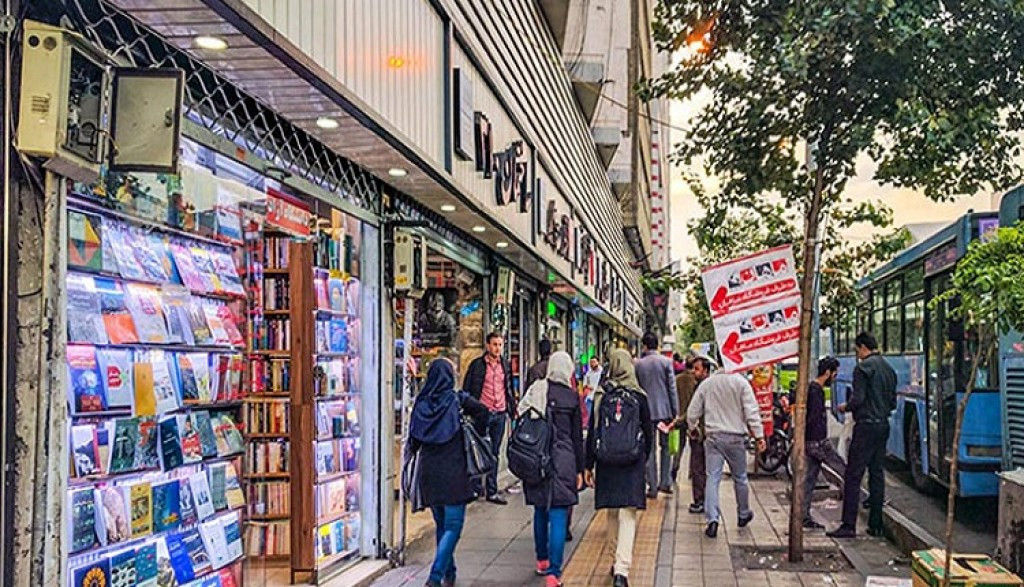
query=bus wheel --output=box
[906,414,932,492]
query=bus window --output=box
[964,325,999,389]
[886,305,901,352]
[928,272,957,472]
[858,303,870,336]
[904,300,924,352]
[873,309,884,346]
[906,265,925,297]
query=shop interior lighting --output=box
[387,56,406,69]
[440,204,457,212]
[471,225,486,233]
[315,117,339,130]
[388,167,408,177]
[194,35,228,51]
[496,241,509,248]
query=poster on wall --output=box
[750,363,776,437]
[416,288,460,347]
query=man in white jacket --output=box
[687,369,766,538]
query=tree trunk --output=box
[788,165,825,562]
[941,330,994,587]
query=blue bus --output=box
[833,211,1002,497]
[999,187,1024,471]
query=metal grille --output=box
[44,0,381,215]
[1004,358,1024,468]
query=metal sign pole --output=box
[396,296,415,565]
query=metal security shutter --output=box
[1003,355,1024,469]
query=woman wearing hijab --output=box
[518,352,585,587]
[409,359,489,587]
[584,349,654,587]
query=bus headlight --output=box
[965,445,1001,458]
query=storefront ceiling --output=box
[103,0,641,335]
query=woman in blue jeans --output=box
[519,352,585,587]
[409,359,489,587]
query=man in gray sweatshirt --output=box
[635,332,678,497]
[687,367,766,538]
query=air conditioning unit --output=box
[393,229,427,298]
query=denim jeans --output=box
[704,433,751,524]
[430,505,466,583]
[803,438,847,521]
[533,506,569,577]
[473,411,507,497]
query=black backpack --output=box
[507,407,553,486]
[593,386,644,466]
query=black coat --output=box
[523,382,585,508]
[411,394,489,507]
[585,387,654,510]
[463,355,517,416]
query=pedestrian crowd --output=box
[404,329,897,587]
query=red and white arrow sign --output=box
[709,278,798,316]
[709,293,802,372]
[721,327,800,366]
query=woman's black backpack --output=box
[507,407,553,486]
[593,386,644,466]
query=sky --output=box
[667,98,1003,269]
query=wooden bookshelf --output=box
[289,241,317,582]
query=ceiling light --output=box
[496,241,509,249]
[315,117,339,130]
[387,56,406,69]
[440,204,456,212]
[388,167,408,177]
[194,36,228,51]
[471,225,486,233]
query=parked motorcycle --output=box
[755,389,792,476]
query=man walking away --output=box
[670,357,693,483]
[676,355,712,514]
[803,356,847,530]
[635,332,678,497]
[464,332,518,504]
[582,355,603,428]
[526,339,553,391]
[829,332,896,538]
[687,366,766,538]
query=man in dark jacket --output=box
[463,332,517,504]
[525,339,553,391]
[829,332,896,538]
[802,356,847,530]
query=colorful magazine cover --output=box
[67,273,108,344]
[68,344,106,414]
[189,246,222,294]
[70,557,110,587]
[108,547,137,587]
[108,222,149,282]
[134,416,160,470]
[188,470,216,521]
[128,480,153,538]
[180,528,213,577]
[144,350,180,414]
[125,283,169,343]
[184,296,213,345]
[96,347,134,409]
[209,248,245,296]
[178,413,203,464]
[157,415,184,471]
[327,278,346,313]
[151,479,182,534]
[69,487,98,553]
[159,284,194,345]
[193,411,219,458]
[131,228,170,283]
[107,416,140,474]
[95,485,131,545]
[68,209,103,272]
[133,541,159,587]
[93,276,140,344]
[201,302,230,345]
[216,305,244,347]
[169,243,207,293]
[178,476,198,527]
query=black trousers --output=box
[841,421,888,530]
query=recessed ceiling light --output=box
[471,225,486,233]
[388,167,408,177]
[315,117,339,130]
[387,56,406,69]
[440,204,456,212]
[194,36,228,51]
[496,241,509,248]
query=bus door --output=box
[926,271,959,479]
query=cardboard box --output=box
[912,549,1022,587]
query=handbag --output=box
[462,416,496,479]
[401,442,425,512]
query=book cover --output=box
[346,516,361,552]
[331,520,345,554]
[130,228,170,283]
[128,481,153,538]
[134,416,160,469]
[345,278,360,317]
[95,485,131,545]
[201,303,230,345]
[99,216,118,274]
[108,222,149,282]
[223,463,245,509]
[125,283,169,343]
[71,557,110,587]
[177,353,200,402]
[155,535,177,587]
[95,425,111,477]
[345,475,360,512]
[67,273,108,344]
[157,235,182,287]
[177,413,203,464]
[165,531,196,584]
[212,414,244,456]
[159,285,194,345]
[68,209,103,271]
[132,362,157,418]
[69,487,98,553]
[219,511,243,562]
[177,476,198,527]
[208,463,228,511]
[108,417,140,474]
[71,424,101,477]
[189,247,222,294]
[97,348,134,409]
[183,297,213,345]
[198,518,230,570]
[133,541,159,587]
[328,278,346,313]
[68,344,106,414]
[157,416,184,471]
[180,528,213,577]
[209,249,245,296]
[109,547,137,587]
[170,243,207,293]
[146,350,181,414]
[217,568,237,587]
[188,470,216,521]
[329,318,347,353]
[193,411,218,458]
[215,305,244,347]
[317,524,332,560]
[200,575,223,587]
[315,275,328,309]
[93,276,139,344]
[188,353,211,402]
[151,479,182,533]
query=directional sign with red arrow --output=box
[702,245,798,317]
[710,294,801,372]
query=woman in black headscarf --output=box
[409,358,488,587]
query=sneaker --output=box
[646,490,659,500]
[826,525,857,538]
[705,521,719,538]
[738,512,754,527]
[545,575,563,587]
[658,486,674,495]
[486,495,508,505]
[535,560,550,576]
[803,518,825,530]
[688,502,704,514]
[613,574,629,587]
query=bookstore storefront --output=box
[19,5,386,587]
